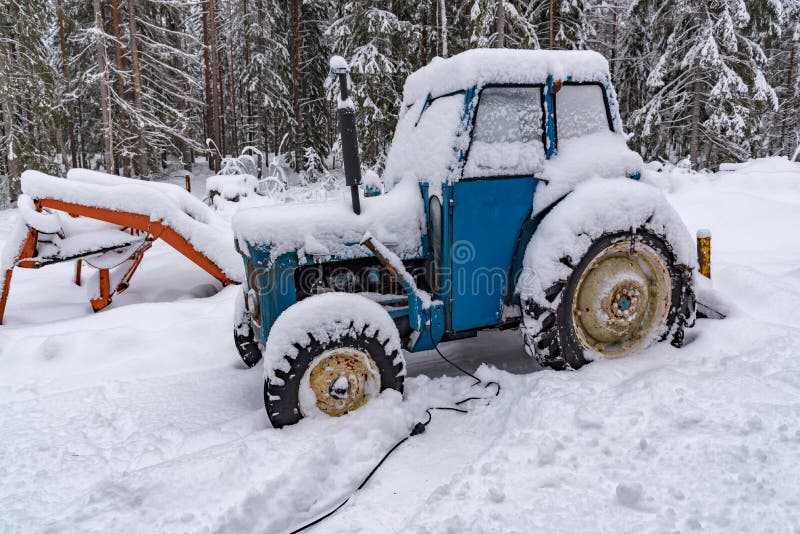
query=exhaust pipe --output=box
[330,56,361,215]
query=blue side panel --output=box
[449,176,537,331]
[247,246,298,343]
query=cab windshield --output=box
[383,92,465,188]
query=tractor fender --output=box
[516,178,696,315]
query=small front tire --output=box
[265,321,405,428]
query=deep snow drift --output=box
[1,157,800,533]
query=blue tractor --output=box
[232,49,696,428]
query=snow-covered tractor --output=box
[232,49,696,428]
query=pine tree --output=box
[328,2,419,167]
[1,0,62,204]
[468,0,539,48]
[627,0,779,169]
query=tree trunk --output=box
[496,0,505,48]
[255,0,268,167]
[110,0,130,174]
[174,8,193,171]
[0,31,21,198]
[209,0,223,163]
[127,0,148,177]
[439,0,448,58]
[54,122,69,173]
[609,4,618,78]
[56,0,77,169]
[92,0,115,173]
[243,0,253,148]
[289,0,301,168]
[780,42,795,154]
[201,2,215,170]
[548,0,555,49]
[689,6,707,170]
[227,0,238,156]
[420,3,429,64]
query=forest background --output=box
[0,0,798,206]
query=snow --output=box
[205,172,258,202]
[36,229,143,263]
[0,219,29,297]
[382,92,466,193]
[403,49,610,105]
[337,96,355,110]
[463,85,545,179]
[2,158,800,532]
[233,175,426,263]
[520,178,695,310]
[20,169,243,282]
[17,194,61,234]
[329,55,349,72]
[534,131,644,212]
[262,292,402,384]
[66,168,213,225]
[556,83,612,139]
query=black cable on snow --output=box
[287,336,501,534]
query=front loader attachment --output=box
[0,171,242,324]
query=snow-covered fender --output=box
[517,178,696,344]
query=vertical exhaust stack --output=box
[330,56,362,215]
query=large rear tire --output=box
[523,228,694,370]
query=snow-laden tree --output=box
[627,0,780,169]
[765,0,799,157]
[467,0,539,48]
[327,1,419,168]
[239,0,292,162]
[0,0,62,204]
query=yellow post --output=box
[697,229,711,278]
[184,174,191,192]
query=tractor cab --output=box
[233,49,693,428]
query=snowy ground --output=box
[2,158,800,533]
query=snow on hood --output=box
[232,176,426,263]
[534,131,644,213]
[403,49,609,104]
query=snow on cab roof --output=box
[403,49,610,105]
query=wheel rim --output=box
[300,348,381,417]
[571,240,672,358]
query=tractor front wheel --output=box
[265,311,405,428]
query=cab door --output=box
[448,85,545,332]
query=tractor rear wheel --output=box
[523,228,694,370]
[265,321,405,428]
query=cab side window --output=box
[555,84,611,139]
[463,86,544,179]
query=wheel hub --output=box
[303,348,380,417]
[572,240,671,357]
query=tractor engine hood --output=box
[232,176,426,265]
